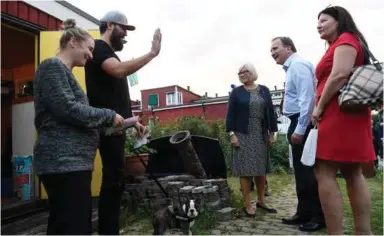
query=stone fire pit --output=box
[123,174,236,221]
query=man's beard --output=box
[110,28,124,52]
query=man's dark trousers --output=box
[287,113,324,222]
[98,132,126,235]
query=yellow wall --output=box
[39,30,103,198]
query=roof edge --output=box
[141,85,202,98]
[55,1,100,26]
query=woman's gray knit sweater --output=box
[33,57,116,175]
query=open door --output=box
[38,30,103,199]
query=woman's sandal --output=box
[243,207,256,217]
[256,202,277,213]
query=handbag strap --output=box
[357,37,383,71]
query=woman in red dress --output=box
[312,6,375,235]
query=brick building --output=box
[135,85,285,124]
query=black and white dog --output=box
[152,199,199,235]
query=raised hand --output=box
[150,28,162,57]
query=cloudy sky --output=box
[68,0,384,100]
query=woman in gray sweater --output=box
[33,19,124,235]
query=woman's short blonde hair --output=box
[239,62,258,81]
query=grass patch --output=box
[338,173,383,235]
[119,206,153,234]
[192,208,217,235]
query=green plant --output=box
[124,129,156,156]
[147,116,290,175]
[374,166,383,181]
[269,133,290,173]
[192,207,217,235]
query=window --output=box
[148,94,159,107]
[166,92,183,105]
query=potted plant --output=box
[124,129,156,177]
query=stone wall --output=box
[123,175,232,214]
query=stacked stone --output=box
[179,186,195,205]
[159,175,180,182]
[123,175,234,215]
[209,179,231,207]
[203,185,222,211]
[124,183,142,212]
[146,179,170,211]
[176,174,195,182]
[133,175,148,183]
[138,178,153,210]
[167,181,184,209]
[202,179,213,188]
[191,186,206,212]
[188,178,204,186]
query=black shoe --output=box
[282,215,310,225]
[299,221,326,232]
[243,207,256,217]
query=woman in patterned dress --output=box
[312,6,375,234]
[226,63,278,216]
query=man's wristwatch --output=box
[229,131,235,137]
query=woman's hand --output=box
[134,122,146,138]
[268,133,276,146]
[231,135,240,148]
[113,114,124,127]
[312,106,324,125]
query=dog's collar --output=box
[175,214,195,223]
[169,206,195,223]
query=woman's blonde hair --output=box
[59,18,91,50]
[239,63,258,81]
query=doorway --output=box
[1,23,37,206]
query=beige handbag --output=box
[338,39,383,113]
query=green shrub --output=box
[148,116,290,175]
[269,134,290,173]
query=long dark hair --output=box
[318,6,370,64]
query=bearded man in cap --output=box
[85,10,162,235]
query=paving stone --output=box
[264,229,292,235]
[224,225,236,231]
[282,226,302,233]
[231,231,247,235]
[218,221,231,226]
[250,229,266,234]
[240,226,254,233]
[256,222,284,231]
[236,220,251,227]
[210,229,222,235]
[216,207,236,221]
[232,218,246,224]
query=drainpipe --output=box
[174,86,178,105]
[202,101,206,120]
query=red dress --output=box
[315,32,376,163]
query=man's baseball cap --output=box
[100,11,135,31]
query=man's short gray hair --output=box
[239,63,258,81]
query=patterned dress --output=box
[231,87,270,177]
